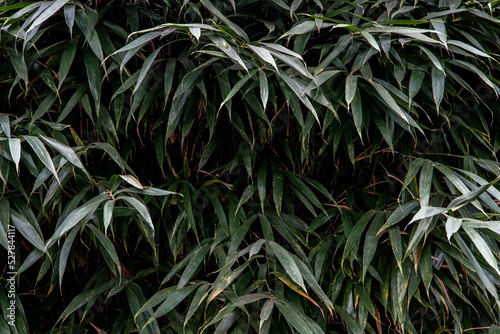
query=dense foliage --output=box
[1,0,500,333]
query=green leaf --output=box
[208,34,247,72]
[448,40,492,59]
[418,46,445,74]
[58,40,78,91]
[278,73,320,120]
[10,210,45,251]
[23,135,60,184]
[345,75,357,108]
[48,193,109,243]
[58,84,88,122]
[57,279,116,324]
[83,47,101,113]
[445,216,462,240]
[119,175,143,189]
[257,162,267,212]
[419,161,434,207]
[28,0,69,33]
[59,226,79,290]
[315,35,350,75]
[259,299,274,332]
[419,244,433,293]
[235,184,256,215]
[117,187,178,197]
[369,80,413,128]
[109,31,162,57]
[272,167,283,215]
[181,182,197,237]
[0,114,10,137]
[362,213,385,281]
[88,224,121,275]
[351,88,363,140]
[343,211,376,264]
[117,196,154,233]
[40,135,85,170]
[463,226,500,275]
[431,64,445,111]
[449,59,499,95]
[272,50,313,79]
[388,225,403,269]
[258,70,269,110]
[184,283,210,326]
[249,45,279,72]
[275,300,322,334]
[379,200,419,232]
[410,206,446,223]
[103,199,115,236]
[408,70,425,107]
[200,0,249,42]
[293,256,333,314]
[360,31,380,52]
[64,3,75,37]
[31,93,57,125]
[454,234,499,302]
[6,47,28,84]
[447,177,500,211]
[268,241,305,291]
[133,47,163,95]
[219,72,252,111]
[91,142,128,171]
[177,244,210,289]
[8,138,21,174]
[334,306,362,334]
[163,59,176,106]
[282,20,316,37]
[161,239,212,285]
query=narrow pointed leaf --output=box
[23,135,59,184]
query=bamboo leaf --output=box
[8,138,21,174]
[28,0,69,33]
[418,46,445,74]
[259,70,269,110]
[103,199,115,236]
[345,75,357,108]
[58,41,78,91]
[409,70,425,107]
[379,200,419,232]
[10,210,45,251]
[446,216,462,240]
[133,47,163,95]
[200,0,249,42]
[431,64,445,111]
[257,162,267,212]
[117,196,154,232]
[268,241,305,291]
[23,135,59,184]
[208,34,247,71]
[410,206,446,223]
[119,175,143,189]
[40,135,85,170]
[219,72,252,111]
[108,31,162,57]
[48,193,109,242]
[83,47,101,113]
[88,224,121,275]
[177,245,210,289]
[419,161,434,207]
[343,211,376,264]
[360,31,380,52]
[248,45,279,72]
[59,226,79,290]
